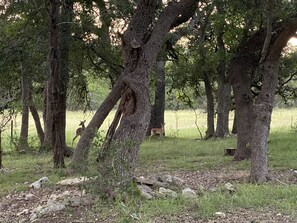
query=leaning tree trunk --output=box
[147,58,166,135]
[19,75,30,151]
[29,104,44,145]
[250,19,297,183]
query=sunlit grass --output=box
[196,184,297,218]
[1,108,297,221]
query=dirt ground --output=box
[0,169,296,223]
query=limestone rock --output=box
[29,177,49,189]
[56,177,90,185]
[30,202,65,221]
[215,212,226,218]
[225,182,234,192]
[182,188,197,199]
[158,187,178,197]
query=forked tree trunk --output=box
[250,21,297,183]
[98,76,151,187]
[72,0,199,189]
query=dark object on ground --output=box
[224,148,236,156]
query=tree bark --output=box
[19,75,30,151]
[215,29,230,138]
[29,104,44,145]
[72,80,122,166]
[72,0,199,191]
[230,30,266,160]
[43,82,53,150]
[231,56,254,160]
[73,0,198,172]
[204,73,215,139]
[49,0,73,168]
[250,19,297,183]
[197,5,214,140]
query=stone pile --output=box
[135,174,198,199]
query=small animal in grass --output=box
[72,120,86,146]
[149,123,165,141]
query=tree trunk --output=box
[49,0,63,167]
[204,73,215,139]
[147,58,166,135]
[72,0,199,193]
[230,29,267,160]
[19,75,30,151]
[231,56,254,160]
[72,0,198,175]
[29,104,44,145]
[214,3,230,138]
[98,76,151,188]
[49,0,73,168]
[250,60,279,183]
[71,81,122,167]
[215,42,230,137]
[250,19,297,183]
[43,82,53,150]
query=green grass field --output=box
[0,108,297,222]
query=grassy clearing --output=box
[1,108,297,221]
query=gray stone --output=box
[30,202,65,221]
[225,182,234,192]
[172,176,185,186]
[65,195,95,207]
[182,188,197,198]
[137,184,152,193]
[158,187,178,197]
[215,211,226,218]
[25,193,35,200]
[140,191,153,199]
[29,177,49,189]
